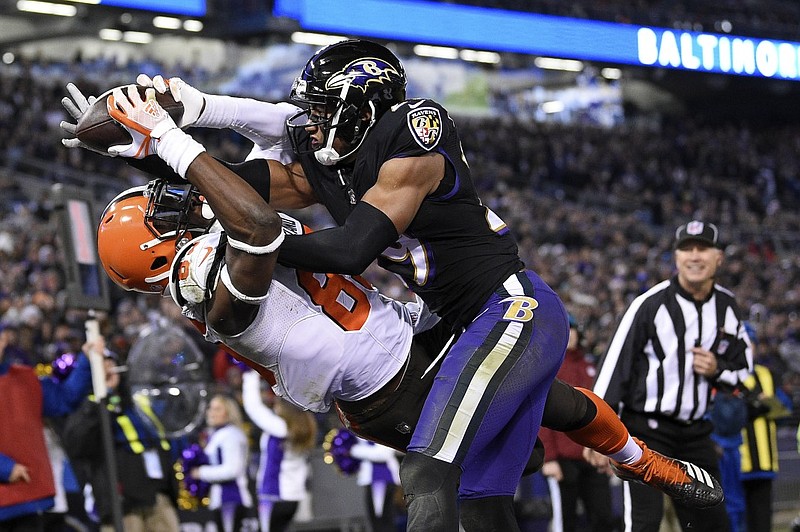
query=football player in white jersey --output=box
[98,180,442,452]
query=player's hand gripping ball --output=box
[74,85,184,153]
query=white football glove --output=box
[137,74,205,128]
[106,85,178,158]
[107,85,205,177]
[59,82,110,156]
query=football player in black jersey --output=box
[62,40,723,531]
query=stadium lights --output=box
[99,28,122,40]
[64,0,100,4]
[414,45,500,64]
[183,19,203,32]
[123,30,153,44]
[541,100,565,114]
[17,0,77,16]
[153,16,181,29]
[601,67,622,80]
[100,28,153,44]
[413,44,459,60]
[151,16,202,32]
[534,56,584,72]
[290,31,347,46]
[459,49,501,64]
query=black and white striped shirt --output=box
[594,276,753,423]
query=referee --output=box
[594,220,753,532]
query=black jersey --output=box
[297,99,524,329]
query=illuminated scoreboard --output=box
[94,0,205,16]
[275,0,800,81]
[637,28,800,79]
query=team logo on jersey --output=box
[716,338,729,354]
[407,107,442,150]
[325,58,401,93]
[501,296,539,323]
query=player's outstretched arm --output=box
[107,85,284,335]
[137,73,300,151]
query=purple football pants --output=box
[408,270,568,498]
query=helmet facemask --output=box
[145,180,215,251]
[287,78,375,166]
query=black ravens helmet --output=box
[286,39,407,165]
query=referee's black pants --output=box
[620,410,731,532]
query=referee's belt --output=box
[631,410,701,427]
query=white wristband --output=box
[220,265,269,303]
[156,128,206,179]
[226,230,284,255]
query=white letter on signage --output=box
[732,38,756,74]
[658,31,681,67]
[777,43,798,78]
[755,41,778,77]
[696,34,718,70]
[637,28,658,65]
[680,33,700,69]
[719,37,731,71]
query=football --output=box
[75,85,185,153]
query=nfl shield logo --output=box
[686,221,705,235]
[407,107,442,150]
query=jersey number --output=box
[380,235,430,286]
[295,271,371,331]
[379,207,507,286]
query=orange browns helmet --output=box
[97,182,209,294]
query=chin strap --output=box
[315,146,341,166]
[315,101,376,166]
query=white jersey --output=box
[169,217,415,413]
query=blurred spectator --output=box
[540,315,617,532]
[62,349,180,532]
[738,322,792,532]
[191,394,253,532]
[0,325,32,367]
[242,371,316,532]
[0,327,94,531]
[793,423,800,531]
[709,383,748,532]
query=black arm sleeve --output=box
[126,157,271,202]
[278,201,398,274]
[223,159,271,202]
[126,155,182,181]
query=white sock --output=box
[608,436,643,464]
